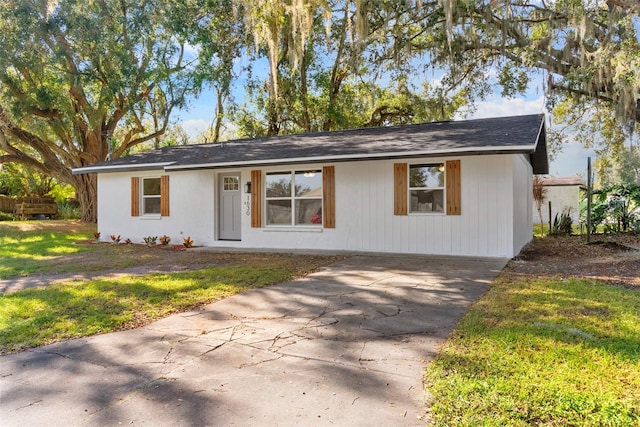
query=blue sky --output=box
[176,77,594,179]
[459,94,595,178]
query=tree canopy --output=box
[360,0,639,153]
[229,0,638,146]
[230,0,472,137]
[0,0,214,221]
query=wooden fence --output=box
[0,196,58,219]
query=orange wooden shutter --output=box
[394,163,408,215]
[251,170,262,227]
[322,166,335,228]
[131,177,140,217]
[446,160,461,215]
[160,175,170,216]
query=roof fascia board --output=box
[531,118,549,174]
[72,162,174,175]
[535,116,545,148]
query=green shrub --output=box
[56,201,81,220]
[551,208,573,236]
[0,212,15,221]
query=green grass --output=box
[0,221,97,279]
[533,223,546,236]
[0,221,339,353]
[533,223,611,237]
[0,260,327,353]
[533,223,586,237]
[425,276,640,426]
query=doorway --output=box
[219,173,241,240]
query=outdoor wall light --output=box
[244,182,252,194]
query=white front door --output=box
[219,173,241,240]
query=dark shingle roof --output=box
[73,114,548,174]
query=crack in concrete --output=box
[296,303,335,330]
[83,344,230,422]
[375,305,401,318]
[365,275,403,287]
[173,334,196,344]
[162,346,173,364]
[269,331,316,352]
[267,332,286,351]
[14,399,43,411]
[228,322,242,342]
[236,353,284,369]
[197,341,228,358]
[39,350,111,369]
[180,312,201,318]
[357,341,367,363]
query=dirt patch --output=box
[2,220,94,234]
[507,233,640,289]
[1,241,343,293]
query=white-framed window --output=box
[142,177,161,215]
[265,170,323,226]
[223,176,239,191]
[409,163,445,213]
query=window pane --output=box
[266,173,291,197]
[295,199,322,225]
[144,197,161,214]
[294,170,322,197]
[223,176,239,191]
[409,165,444,188]
[143,178,161,196]
[266,200,292,225]
[410,189,444,213]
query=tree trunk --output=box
[537,207,544,235]
[213,87,224,143]
[267,99,280,136]
[71,173,98,223]
[299,47,311,133]
[322,12,348,131]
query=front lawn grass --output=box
[425,275,640,426]
[0,256,334,354]
[0,221,97,279]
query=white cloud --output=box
[457,96,594,177]
[184,42,201,58]
[179,119,210,138]
[459,96,546,119]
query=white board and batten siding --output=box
[98,169,217,244]
[512,154,534,256]
[97,153,532,259]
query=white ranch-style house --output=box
[74,114,549,258]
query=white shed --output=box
[533,176,584,225]
[74,114,548,258]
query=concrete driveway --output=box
[0,254,507,426]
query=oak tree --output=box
[0,0,205,221]
[358,0,639,154]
